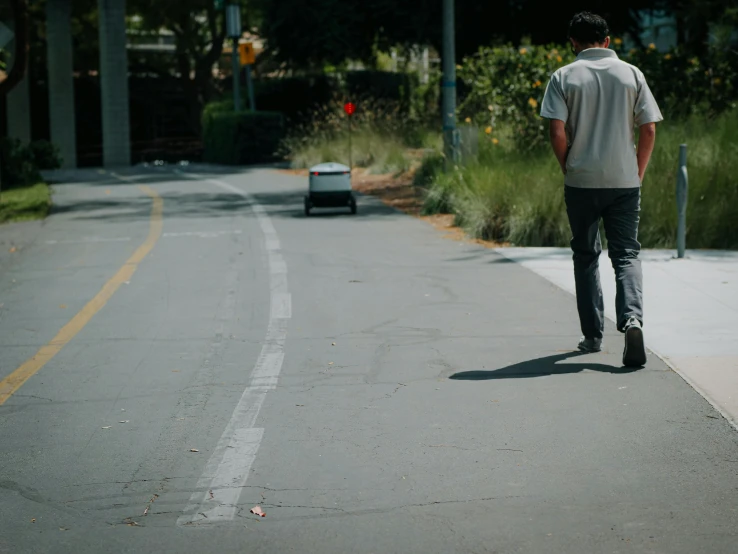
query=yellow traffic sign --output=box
[239,42,255,66]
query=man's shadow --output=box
[449,351,641,381]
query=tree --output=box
[128,1,260,133]
[665,0,738,54]
[256,0,655,69]
[0,0,29,96]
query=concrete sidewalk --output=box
[496,247,738,430]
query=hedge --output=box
[202,110,285,165]
[0,138,62,188]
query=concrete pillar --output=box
[6,73,32,143]
[98,0,130,167]
[5,21,32,144]
[46,0,77,168]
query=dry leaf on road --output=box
[250,506,266,517]
[190,448,199,453]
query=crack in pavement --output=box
[239,495,527,520]
[384,383,407,399]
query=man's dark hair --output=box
[568,12,609,44]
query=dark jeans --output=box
[564,186,643,339]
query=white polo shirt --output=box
[540,48,663,189]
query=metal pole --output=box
[232,37,241,112]
[348,115,353,170]
[226,4,242,112]
[245,64,255,111]
[442,0,459,169]
[676,143,688,258]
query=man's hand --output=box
[548,119,568,176]
[637,122,657,182]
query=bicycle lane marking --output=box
[176,173,290,526]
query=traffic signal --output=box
[239,42,255,65]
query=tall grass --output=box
[422,109,738,249]
[642,111,738,248]
[281,95,440,173]
[284,129,413,174]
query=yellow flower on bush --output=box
[629,49,637,55]
[664,53,672,60]
[485,126,493,134]
[492,138,500,145]
[532,80,542,88]
[556,55,563,63]
[552,49,559,55]
[465,117,472,123]
[528,98,538,109]
[714,78,722,85]
[519,47,528,55]
[614,38,623,46]
[648,43,656,50]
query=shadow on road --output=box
[449,351,638,380]
[50,188,402,222]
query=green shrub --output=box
[1,138,42,188]
[202,99,235,120]
[458,44,575,150]
[457,41,738,151]
[202,110,285,165]
[618,42,737,118]
[28,140,63,170]
[413,151,445,188]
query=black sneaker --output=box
[622,317,647,367]
[577,337,603,353]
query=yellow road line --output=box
[0,185,163,406]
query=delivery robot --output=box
[305,162,357,216]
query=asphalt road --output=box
[0,167,736,554]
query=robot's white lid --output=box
[309,162,351,174]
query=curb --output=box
[493,246,738,433]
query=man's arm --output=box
[636,122,656,182]
[549,119,568,175]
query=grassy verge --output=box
[283,122,442,174]
[286,129,412,174]
[0,183,52,224]
[421,109,738,249]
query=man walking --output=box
[540,12,663,367]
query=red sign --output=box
[343,102,356,116]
